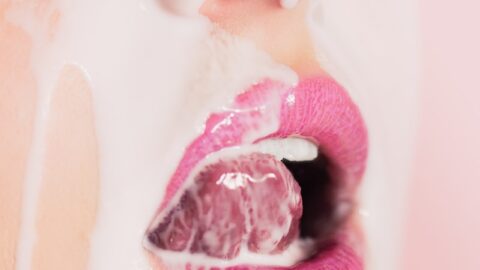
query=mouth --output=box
[145,76,368,269]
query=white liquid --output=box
[7,5,68,270]
[145,138,315,268]
[145,238,315,269]
[8,0,296,269]
[148,138,313,237]
[6,0,419,269]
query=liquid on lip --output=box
[145,239,315,269]
[146,140,318,268]
[5,0,420,269]
[7,1,297,269]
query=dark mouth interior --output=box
[146,148,353,266]
[282,151,350,250]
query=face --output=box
[0,0,418,270]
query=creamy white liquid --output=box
[7,5,68,270]
[8,0,296,269]
[144,138,317,269]
[7,0,419,269]
[145,238,315,269]
[145,139,316,268]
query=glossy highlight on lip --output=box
[147,75,368,269]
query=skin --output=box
[200,0,324,78]
[31,65,100,270]
[0,4,37,269]
[0,1,317,269]
[1,1,100,269]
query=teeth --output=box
[256,137,318,162]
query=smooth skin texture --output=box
[32,65,100,270]
[200,0,324,78]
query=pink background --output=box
[402,0,480,269]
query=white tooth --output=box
[256,137,318,162]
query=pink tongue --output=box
[148,153,303,260]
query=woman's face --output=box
[0,0,418,269]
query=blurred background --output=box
[402,0,480,269]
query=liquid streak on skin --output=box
[3,1,418,269]
[4,3,101,268]
[6,1,297,269]
[5,2,102,268]
[2,2,65,270]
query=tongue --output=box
[148,153,303,260]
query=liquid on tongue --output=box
[147,152,303,261]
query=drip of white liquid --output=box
[7,0,297,269]
[149,137,316,231]
[6,0,418,269]
[6,5,69,270]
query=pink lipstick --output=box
[145,75,368,269]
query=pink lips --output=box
[152,76,368,269]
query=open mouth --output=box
[144,76,368,269]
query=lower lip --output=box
[219,221,363,270]
[148,76,368,269]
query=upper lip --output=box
[159,75,368,209]
[148,75,368,268]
